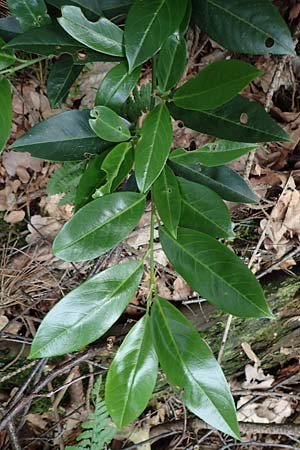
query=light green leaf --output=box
[135,103,173,193]
[53,192,146,261]
[6,0,50,31]
[151,297,240,438]
[89,106,131,143]
[10,110,111,161]
[105,316,158,428]
[58,5,124,56]
[157,32,187,93]
[29,260,144,357]
[94,142,133,197]
[152,166,181,238]
[170,141,258,167]
[125,0,187,71]
[47,54,82,107]
[0,78,12,153]
[160,227,273,318]
[173,59,261,111]
[95,62,141,113]
[192,0,295,56]
[178,177,234,238]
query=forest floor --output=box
[1,1,300,449]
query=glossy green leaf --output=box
[160,227,273,318]
[10,110,111,161]
[75,153,110,211]
[4,23,122,63]
[53,192,145,261]
[94,142,133,197]
[0,17,22,42]
[95,62,141,112]
[29,260,144,358]
[47,54,82,107]
[179,0,192,34]
[89,106,131,143]
[58,6,124,56]
[157,32,187,93]
[152,166,181,238]
[0,78,12,153]
[178,177,234,238]
[169,96,290,143]
[173,59,261,110]
[192,0,295,56]
[105,316,158,428]
[151,297,240,438]
[46,0,132,18]
[169,160,259,204]
[170,141,258,167]
[0,37,15,70]
[135,104,173,193]
[125,0,187,71]
[6,0,50,31]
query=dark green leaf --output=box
[47,54,82,107]
[75,152,110,211]
[125,0,187,71]
[89,106,131,143]
[95,62,141,113]
[169,160,259,204]
[0,78,12,153]
[121,82,151,123]
[151,297,240,438]
[169,96,290,143]
[173,60,261,110]
[6,0,50,31]
[152,166,181,238]
[10,110,111,161]
[160,227,273,318]
[29,260,144,358]
[105,316,158,427]
[179,0,192,34]
[58,6,124,56]
[3,23,122,63]
[192,0,295,56]
[0,17,22,42]
[47,0,103,17]
[135,103,173,193]
[0,37,15,70]
[157,33,187,93]
[94,142,133,196]
[170,141,258,167]
[178,177,234,238]
[53,192,146,261]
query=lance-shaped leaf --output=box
[10,110,111,161]
[0,17,22,42]
[173,60,261,111]
[89,106,131,143]
[0,78,12,153]
[160,227,273,318]
[151,297,240,438]
[169,96,290,143]
[53,192,146,261]
[169,160,259,204]
[170,141,258,167]
[47,0,132,19]
[135,103,173,193]
[58,6,124,56]
[105,316,158,427]
[125,0,187,71]
[94,142,133,197]
[192,0,295,56]
[47,54,83,107]
[178,177,234,238]
[29,260,144,358]
[157,32,187,93]
[6,0,50,31]
[95,62,141,112]
[0,37,15,70]
[152,166,181,238]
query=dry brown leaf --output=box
[2,151,42,176]
[4,210,25,224]
[173,276,193,300]
[26,215,62,244]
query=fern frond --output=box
[47,162,86,206]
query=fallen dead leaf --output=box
[4,210,25,224]
[2,151,42,176]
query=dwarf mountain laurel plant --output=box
[0,0,295,439]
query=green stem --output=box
[151,55,158,109]
[0,55,51,77]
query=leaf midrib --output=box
[181,198,229,236]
